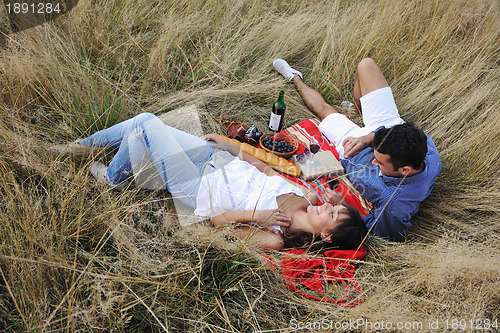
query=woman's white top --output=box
[194,151,305,219]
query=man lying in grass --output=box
[66,113,367,251]
[273,58,442,241]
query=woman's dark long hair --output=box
[282,204,367,252]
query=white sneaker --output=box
[273,58,303,81]
[90,161,128,190]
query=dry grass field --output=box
[0,0,499,331]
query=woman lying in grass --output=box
[72,113,367,251]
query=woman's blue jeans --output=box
[81,113,215,207]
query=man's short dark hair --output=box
[374,122,427,170]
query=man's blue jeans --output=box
[81,113,215,207]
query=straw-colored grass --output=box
[0,0,499,331]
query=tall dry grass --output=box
[0,0,499,331]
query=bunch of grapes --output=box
[261,135,294,154]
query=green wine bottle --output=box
[269,90,286,132]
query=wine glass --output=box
[309,135,324,154]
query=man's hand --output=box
[342,132,375,158]
[323,188,344,205]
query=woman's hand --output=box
[323,188,344,205]
[254,209,291,228]
[202,134,229,150]
[202,134,240,155]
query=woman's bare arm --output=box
[210,209,290,228]
[232,226,284,251]
[210,210,287,251]
[202,134,278,176]
[233,152,318,205]
[202,134,318,205]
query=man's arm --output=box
[363,204,413,242]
